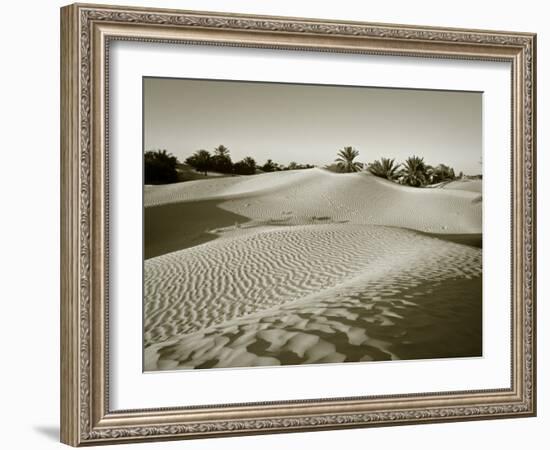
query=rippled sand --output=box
[144,169,482,371]
[145,168,481,258]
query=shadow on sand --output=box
[419,231,482,249]
[144,200,249,259]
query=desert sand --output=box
[441,179,482,193]
[144,168,482,371]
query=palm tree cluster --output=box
[331,147,457,187]
[144,149,179,184]
[428,164,456,184]
[367,155,458,187]
[184,145,235,176]
[185,145,257,176]
[233,156,257,175]
[367,157,400,180]
[184,146,314,177]
[261,160,314,172]
[147,144,459,188]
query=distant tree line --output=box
[184,145,314,176]
[368,156,458,187]
[144,146,315,184]
[144,145,467,187]
[260,159,314,172]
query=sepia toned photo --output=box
[143,77,482,372]
[60,6,536,444]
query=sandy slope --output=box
[144,168,483,370]
[441,179,482,193]
[144,170,316,206]
[144,224,481,370]
[145,168,481,234]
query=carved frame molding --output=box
[60,3,536,446]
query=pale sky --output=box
[144,77,482,175]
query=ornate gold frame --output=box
[60,3,536,446]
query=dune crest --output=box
[441,179,482,193]
[144,169,483,371]
[145,168,481,235]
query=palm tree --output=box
[428,163,456,184]
[233,156,257,175]
[335,146,361,173]
[242,156,256,170]
[399,155,429,187]
[185,149,212,176]
[287,161,299,170]
[212,145,232,173]
[144,149,179,184]
[368,157,400,180]
[261,159,278,172]
[214,145,230,157]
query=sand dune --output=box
[441,179,482,193]
[145,169,481,235]
[144,169,318,206]
[144,224,481,370]
[144,168,482,371]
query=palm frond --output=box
[368,157,400,180]
[334,146,361,172]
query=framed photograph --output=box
[60,3,536,446]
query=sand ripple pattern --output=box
[144,224,481,370]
